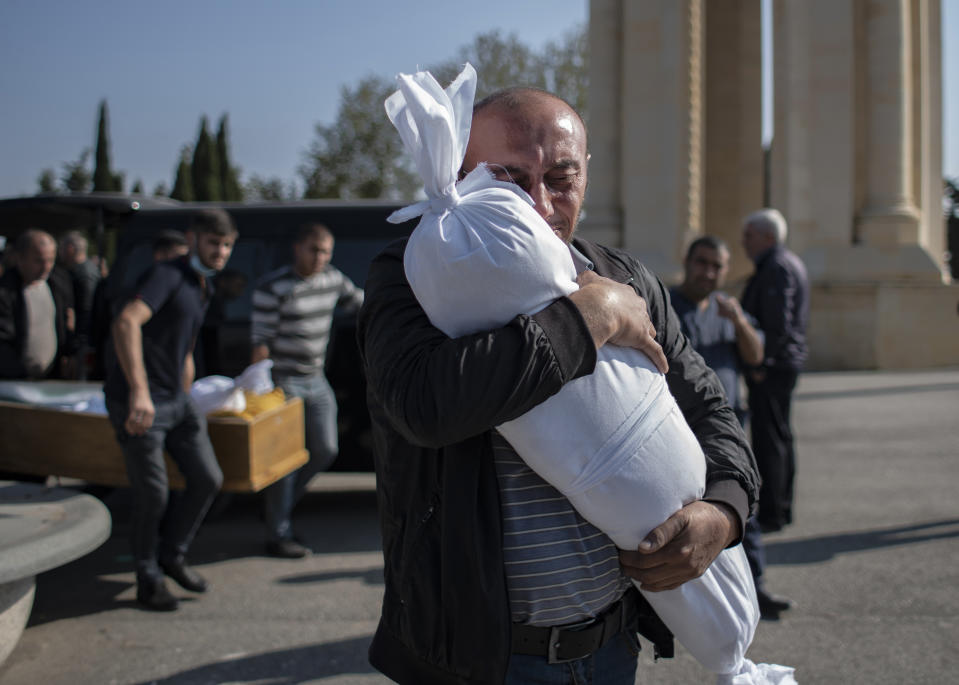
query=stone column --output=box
[704,0,763,282]
[855,0,922,248]
[620,0,705,282]
[582,0,624,248]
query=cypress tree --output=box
[191,116,220,201]
[216,114,244,201]
[93,100,122,192]
[170,147,195,201]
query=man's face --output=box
[293,235,334,277]
[742,224,772,261]
[18,237,56,284]
[195,232,235,272]
[462,97,589,244]
[683,245,729,301]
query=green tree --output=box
[153,182,169,197]
[216,114,244,201]
[298,27,587,201]
[37,169,58,194]
[62,149,92,193]
[300,75,419,200]
[93,100,123,192]
[191,116,221,201]
[245,174,298,202]
[170,146,195,201]
[131,180,143,194]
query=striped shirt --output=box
[492,431,632,627]
[251,264,363,376]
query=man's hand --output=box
[125,388,156,436]
[571,270,668,373]
[619,501,738,592]
[714,292,743,322]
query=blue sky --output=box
[0,0,955,199]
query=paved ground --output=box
[1,368,957,684]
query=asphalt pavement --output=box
[1,367,957,684]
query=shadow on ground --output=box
[129,634,378,684]
[766,518,959,564]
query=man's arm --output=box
[715,292,764,367]
[358,241,661,447]
[251,343,270,364]
[111,299,155,435]
[612,255,760,591]
[182,351,195,392]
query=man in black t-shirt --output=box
[105,209,237,611]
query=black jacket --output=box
[357,237,760,685]
[0,266,74,379]
[741,245,809,371]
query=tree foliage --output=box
[299,27,588,201]
[170,146,195,202]
[946,178,959,218]
[62,149,92,193]
[37,169,58,194]
[300,75,420,200]
[93,100,123,192]
[191,116,221,201]
[216,114,244,201]
[245,174,298,202]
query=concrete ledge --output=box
[0,481,111,667]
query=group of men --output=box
[1,211,364,612]
[1,77,810,683]
[0,229,104,382]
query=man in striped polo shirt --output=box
[359,86,759,684]
[251,223,364,558]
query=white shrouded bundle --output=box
[385,63,796,685]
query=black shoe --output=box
[757,589,794,619]
[136,579,179,611]
[266,538,310,559]
[159,557,208,593]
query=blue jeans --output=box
[106,393,223,583]
[505,629,641,685]
[263,372,338,541]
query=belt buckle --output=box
[546,618,598,665]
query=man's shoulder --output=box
[254,265,295,292]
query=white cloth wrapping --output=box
[386,64,795,684]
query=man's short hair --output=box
[152,229,189,253]
[59,230,88,253]
[743,209,788,244]
[15,229,56,255]
[473,87,588,143]
[295,223,333,244]
[685,235,729,261]
[189,208,238,238]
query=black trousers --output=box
[747,367,799,532]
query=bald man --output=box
[358,85,759,685]
[0,229,75,379]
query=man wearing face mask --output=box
[104,208,237,611]
[251,223,364,559]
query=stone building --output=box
[583,0,957,369]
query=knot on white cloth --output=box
[429,183,461,214]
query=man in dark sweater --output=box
[741,208,810,534]
[104,209,236,611]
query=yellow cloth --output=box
[209,388,286,421]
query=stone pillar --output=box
[771,0,858,269]
[585,0,705,283]
[856,0,922,248]
[582,0,624,248]
[704,0,763,282]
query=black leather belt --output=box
[511,592,639,664]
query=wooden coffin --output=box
[0,397,308,493]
